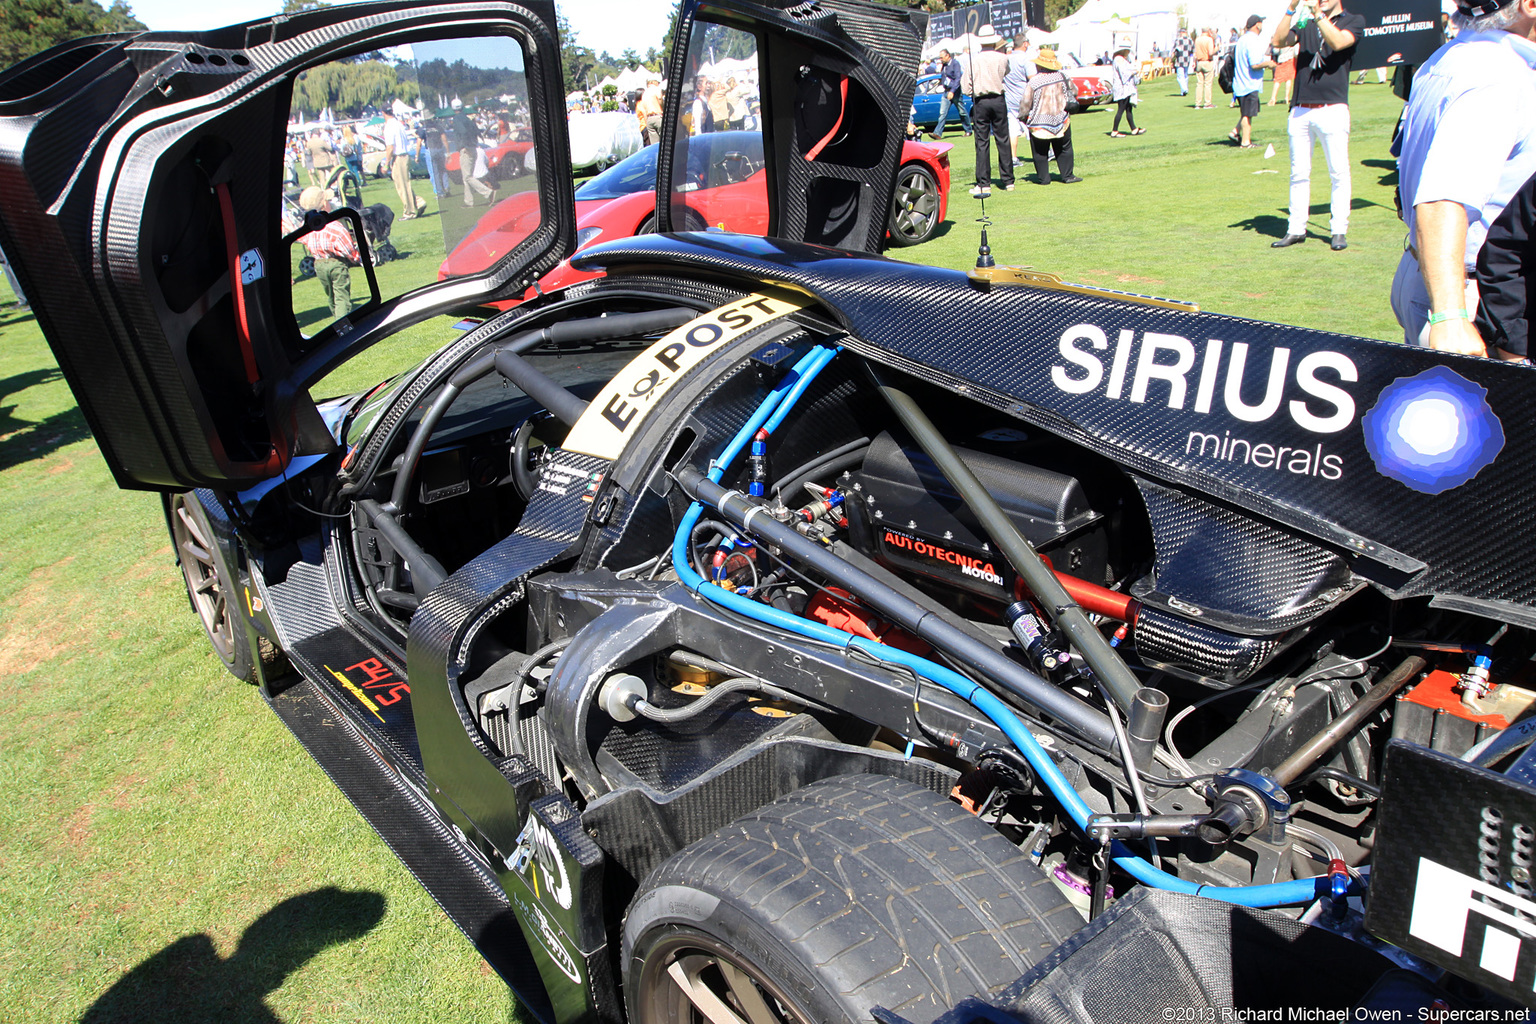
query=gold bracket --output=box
[967,265,1200,313]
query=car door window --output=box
[285,35,541,338]
[667,23,767,235]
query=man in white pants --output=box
[1269,0,1364,251]
[1391,0,1536,356]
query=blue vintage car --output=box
[910,72,973,133]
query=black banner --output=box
[1346,0,1444,67]
[925,1,1030,43]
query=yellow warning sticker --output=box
[562,292,808,461]
[327,664,385,723]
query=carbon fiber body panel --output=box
[1130,606,1284,689]
[406,447,616,1022]
[267,677,554,1023]
[585,731,958,887]
[952,887,1394,1023]
[657,0,922,251]
[1131,476,1356,635]
[1366,741,1536,1007]
[576,233,1536,621]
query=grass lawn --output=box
[0,75,1410,1022]
[903,71,1408,343]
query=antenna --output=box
[975,204,994,269]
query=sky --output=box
[128,0,677,63]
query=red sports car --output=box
[438,130,951,303]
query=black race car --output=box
[5,1,1536,1020]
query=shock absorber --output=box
[1004,601,1072,674]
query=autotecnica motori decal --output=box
[1361,366,1505,495]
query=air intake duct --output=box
[1130,606,1285,689]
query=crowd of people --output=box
[916,0,1536,366]
[283,97,534,322]
[284,97,528,213]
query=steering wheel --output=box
[720,151,758,184]
[510,413,554,501]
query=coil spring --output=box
[1480,805,1504,888]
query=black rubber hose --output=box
[770,437,870,498]
[633,676,798,724]
[506,639,571,758]
[357,499,447,593]
[675,467,1118,751]
[1298,765,1382,800]
[867,368,1142,714]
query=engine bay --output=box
[311,286,1536,967]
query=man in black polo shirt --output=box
[1269,0,1364,251]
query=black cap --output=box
[1245,13,1264,29]
[1456,0,1516,14]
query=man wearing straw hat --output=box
[963,29,1014,196]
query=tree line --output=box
[1,0,146,69]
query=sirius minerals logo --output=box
[1361,366,1505,495]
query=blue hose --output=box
[670,346,1329,908]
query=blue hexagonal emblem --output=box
[1361,365,1505,495]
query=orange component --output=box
[805,587,932,655]
[1401,668,1511,730]
[1056,573,1140,621]
[1015,560,1140,622]
[950,783,981,814]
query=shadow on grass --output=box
[0,367,93,471]
[1231,197,1392,240]
[1361,157,1398,187]
[79,887,386,1024]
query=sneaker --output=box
[1331,234,1348,251]
[1003,183,1015,191]
[969,184,991,198]
[1062,175,1083,183]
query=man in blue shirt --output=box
[1232,15,1276,148]
[932,49,972,140]
[1391,0,1536,356]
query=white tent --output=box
[1054,0,1302,59]
[613,66,653,93]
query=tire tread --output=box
[626,773,1079,1024]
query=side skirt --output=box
[267,676,555,1024]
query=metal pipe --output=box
[1101,681,1152,816]
[868,369,1143,712]
[675,467,1119,751]
[492,307,698,428]
[357,499,447,593]
[1271,655,1427,787]
[1128,687,1169,773]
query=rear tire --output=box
[621,774,1078,1024]
[887,162,942,247]
[171,493,254,681]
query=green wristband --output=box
[1428,309,1471,325]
